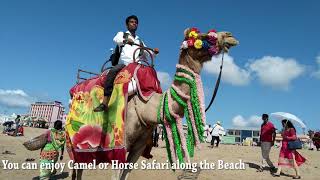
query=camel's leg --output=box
[111,169,122,180]
[117,97,155,180]
[77,169,83,180]
[120,145,146,180]
[71,169,76,180]
[120,130,151,180]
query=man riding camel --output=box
[94,15,159,112]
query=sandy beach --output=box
[0,127,319,180]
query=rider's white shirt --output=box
[113,31,153,65]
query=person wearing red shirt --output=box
[258,114,276,172]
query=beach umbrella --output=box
[270,112,306,129]
[3,121,14,126]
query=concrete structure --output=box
[29,101,65,127]
[225,127,260,144]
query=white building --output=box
[29,101,65,127]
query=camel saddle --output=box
[113,62,162,100]
[66,62,161,163]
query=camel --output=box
[71,28,238,180]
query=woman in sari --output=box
[39,120,65,180]
[273,119,306,179]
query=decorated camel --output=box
[66,27,238,180]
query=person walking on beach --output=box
[211,121,224,148]
[206,125,213,143]
[14,115,21,136]
[273,119,306,179]
[258,114,276,172]
[313,131,320,151]
[39,120,65,179]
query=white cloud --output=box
[312,55,320,79]
[157,71,172,89]
[248,56,305,90]
[203,54,251,86]
[232,115,262,128]
[0,89,34,108]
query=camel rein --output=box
[205,49,225,112]
[184,49,225,112]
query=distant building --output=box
[182,124,261,145]
[224,127,260,144]
[29,101,65,127]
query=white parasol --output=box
[270,112,306,129]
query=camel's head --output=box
[180,28,239,65]
[216,31,239,53]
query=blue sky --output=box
[0,0,319,132]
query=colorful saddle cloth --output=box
[66,63,162,164]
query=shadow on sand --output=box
[177,167,201,180]
[244,162,293,178]
[32,172,69,180]
[244,162,261,171]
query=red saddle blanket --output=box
[69,63,162,99]
[115,63,162,100]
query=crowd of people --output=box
[18,112,317,179]
[18,114,317,179]
[2,114,24,136]
[201,113,314,179]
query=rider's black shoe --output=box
[93,103,107,112]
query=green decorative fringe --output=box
[164,95,184,163]
[184,109,195,157]
[170,88,187,107]
[156,94,173,165]
[170,88,195,157]
[156,67,205,164]
[174,76,204,142]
